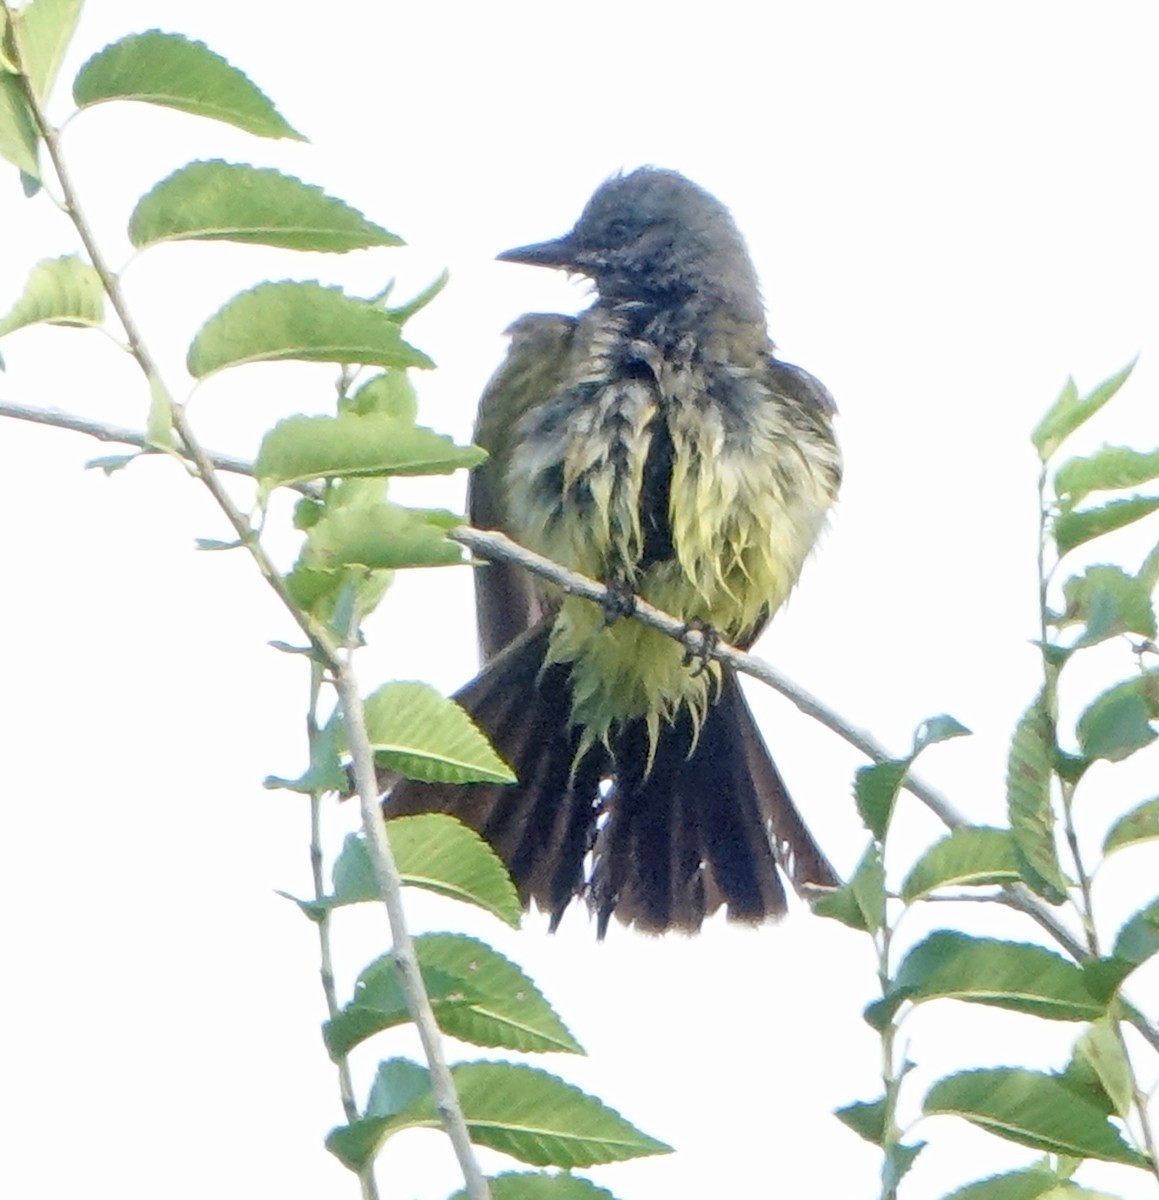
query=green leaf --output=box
[810,879,872,932]
[14,0,82,101]
[1110,897,1159,975]
[387,269,450,324]
[342,369,419,421]
[1006,696,1068,903]
[848,841,886,933]
[886,932,1103,1021]
[326,1061,672,1172]
[1103,796,1159,855]
[283,561,392,629]
[362,681,514,785]
[84,453,136,475]
[0,255,103,336]
[1076,676,1158,762]
[324,932,583,1058]
[913,713,972,754]
[366,1056,433,1119]
[942,1167,1063,1200]
[1060,565,1157,645]
[0,70,40,179]
[834,1096,886,1145]
[1055,445,1159,507]
[923,1068,1146,1164]
[449,1174,617,1200]
[255,412,483,490]
[72,31,303,139]
[302,502,464,570]
[855,758,909,841]
[1072,1019,1134,1119]
[1055,496,1159,556]
[902,826,1022,901]
[129,160,402,252]
[1031,361,1137,462]
[328,818,521,926]
[884,1140,926,1193]
[263,719,347,794]
[187,281,432,377]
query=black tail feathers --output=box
[384,626,837,934]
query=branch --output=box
[3,31,490,1197]
[451,528,969,821]
[336,660,490,1200]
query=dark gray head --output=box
[498,168,764,322]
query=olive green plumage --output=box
[387,168,841,934]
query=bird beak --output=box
[496,233,580,271]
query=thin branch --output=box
[336,658,491,1200]
[4,36,490,1197]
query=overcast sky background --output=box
[2,3,1158,1198]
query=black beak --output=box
[496,232,580,270]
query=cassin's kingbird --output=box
[387,168,841,935]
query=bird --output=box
[385,167,841,935]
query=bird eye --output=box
[605,218,633,244]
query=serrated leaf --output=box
[1055,497,1159,557]
[943,1167,1063,1200]
[923,1068,1146,1164]
[1061,565,1157,645]
[187,281,432,378]
[1076,676,1158,762]
[1073,1019,1134,1119]
[855,758,909,841]
[328,819,521,926]
[913,713,972,754]
[129,160,401,252]
[342,369,419,420]
[449,1173,617,1200]
[902,826,1022,901]
[0,71,40,179]
[1103,796,1159,854]
[1055,445,1159,507]
[324,932,582,1058]
[15,0,82,101]
[73,31,303,139]
[361,681,514,784]
[256,412,482,490]
[0,255,103,336]
[886,932,1103,1021]
[326,1061,672,1172]
[1007,697,1068,903]
[834,1096,886,1145]
[1032,361,1137,462]
[303,502,464,570]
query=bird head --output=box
[498,168,764,322]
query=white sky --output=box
[1,2,1158,1198]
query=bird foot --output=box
[680,619,719,677]
[601,579,637,625]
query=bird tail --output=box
[384,629,837,935]
[590,668,838,934]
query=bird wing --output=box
[470,312,577,661]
